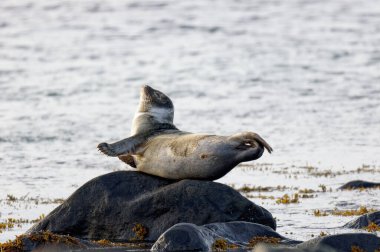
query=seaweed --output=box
[211,239,238,251]
[132,223,148,240]
[276,194,299,204]
[248,236,280,248]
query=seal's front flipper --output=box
[98,135,142,157]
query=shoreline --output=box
[1,163,379,243]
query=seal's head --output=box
[132,85,175,134]
[139,85,174,115]
[228,132,273,163]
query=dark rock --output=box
[297,233,380,252]
[151,221,300,251]
[343,211,380,228]
[27,171,275,242]
[252,244,336,252]
[152,223,211,251]
[254,233,380,252]
[339,180,380,190]
[4,231,150,252]
[3,231,97,252]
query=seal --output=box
[98,85,272,180]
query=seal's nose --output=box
[141,85,155,96]
[142,84,152,89]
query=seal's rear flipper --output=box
[229,132,273,154]
[98,135,142,157]
[118,155,136,168]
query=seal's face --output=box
[132,85,175,134]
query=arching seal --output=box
[98,85,272,180]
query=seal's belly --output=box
[134,133,238,180]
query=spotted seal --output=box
[98,85,272,180]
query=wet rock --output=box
[151,221,300,251]
[343,211,380,229]
[254,233,380,252]
[297,233,380,252]
[2,231,150,252]
[1,231,97,252]
[252,244,335,252]
[27,171,275,242]
[339,180,380,190]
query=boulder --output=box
[1,231,96,252]
[27,171,275,242]
[151,221,300,251]
[343,211,380,229]
[2,231,150,252]
[297,233,380,252]
[252,244,336,252]
[254,233,380,252]
[339,180,380,190]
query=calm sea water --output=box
[0,0,380,242]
